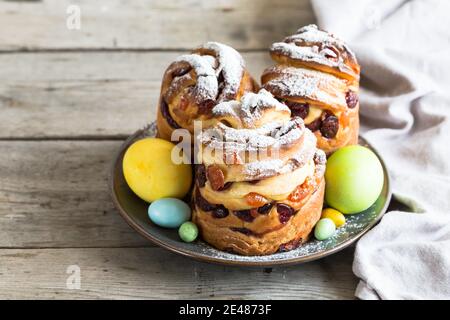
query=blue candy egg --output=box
[148,198,191,228]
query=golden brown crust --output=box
[191,88,327,256]
[261,24,360,155]
[261,66,349,112]
[314,104,359,153]
[193,179,325,256]
[270,24,360,83]
[156,42,258,141]
[207,89,291,129]
[153,36,335,256]
[198,119,318,181]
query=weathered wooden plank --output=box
[0,247,357,299]
[0,0,314,51]
[0,51,272,138]
[0,140,149,247]
[0,140,357,299]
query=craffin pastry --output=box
[192,89,326,255]
[157,42,258,141]
[262,24,360,154]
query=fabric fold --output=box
[311,0,450,299]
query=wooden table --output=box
[0,0,358,299]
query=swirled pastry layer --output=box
[193,89,326,255]
[262,24,360,154]
[156,42,258,141]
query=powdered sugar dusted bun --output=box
[192,148,326,256]
[193,88,326,255]
[194,42,246,102]
[270,24,359,82]
[156,42,258,141]
[262,66,348,112]
[262,24,360,155]
[210,89,291,129]
[198,118,317,181]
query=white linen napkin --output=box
[311,0,450,299]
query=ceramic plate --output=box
[109,123,392,266]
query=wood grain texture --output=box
[0,140,148,247]
[0,247,357,299]
[0,0,314,51]
[0,51,272,139]
[0,140,357,299]
[0,0,359,300]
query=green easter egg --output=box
[314,218,336,241]
[325,145,384,214]
[178,221,199,243]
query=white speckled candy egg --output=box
[148,198,191,228]
[314,218,336,241]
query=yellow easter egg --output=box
[321,208,346,228]
[122,138,192,202]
